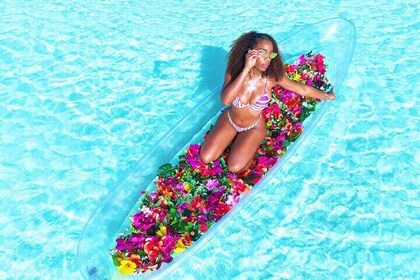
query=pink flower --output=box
[199,221,208,233]
[297,54,307,64]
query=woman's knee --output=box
[199,147,216,164]
[227,161,246,173]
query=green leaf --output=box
[112,254,121,266]
[157,163,174,179]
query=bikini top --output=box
[231,77,270,111]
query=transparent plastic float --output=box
[77,17,356,279]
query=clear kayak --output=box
[77,17,356,279]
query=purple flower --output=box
[226,192,239,207]
[205,179,220,190]
[115,234,145,251]
[275,134,285,142]
[174,182,185,192]
[115,238,134,251]
[177,202,188,213]
[211,160,224,175]
[185,144,204,169]
[127,234,145,249]
[206,189,224,209]
[131,212,155,231]
[197,214,207,222]
[166,177,177,185]
[149,191,159,202]
[187,158,202,169]
[258,156,271,167]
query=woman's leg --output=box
[227,120,266,173]
[200,110,238,164]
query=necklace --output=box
[247,71,262,89]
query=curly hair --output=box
[226,31,285,82]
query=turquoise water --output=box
[0,0,419,279]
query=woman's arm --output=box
[220,68,250,106]
[277,73,336,100]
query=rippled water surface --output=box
[0,0,419,279]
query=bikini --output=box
[227,77,270,132]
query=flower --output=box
[230,177,250,194]
[199,221,209,233]
[174,234,192,253]
[111,51,332,275]
[189,195,205,211]
[214,202,232,220]
[144,237,162,263]
[129,254,142,267]
[156,225,167,238]
[174,239,187,253]
[298,54,307,64]
[131,212,155,232]
[117,260,137,275]
[211,159,225,175]
[205,179,220,190]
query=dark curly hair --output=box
[226,31,285,82]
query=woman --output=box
[200,31,335,173]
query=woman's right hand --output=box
[327,88,336,101]
[244,49,259,71]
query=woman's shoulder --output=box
[266,75,279,89]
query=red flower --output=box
[214,202,231,219]
[230,177,250,194]
[155,180,176,199]
[199,221,209,233]
[144,237,162,263]
[129,254,142,267]
[285,64,296,74]
[189,195,205,211]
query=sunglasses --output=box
[258,49,278,59]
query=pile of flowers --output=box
[111,52,332,275]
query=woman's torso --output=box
[229,76,273,127]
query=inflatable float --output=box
[77,18,356,279]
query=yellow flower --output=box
[117,260,136,275]
[184,182,192,192]
[293,73,301,81]
[174,239,186,253]
[156,225,167,238]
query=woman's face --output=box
[252,39,276,72]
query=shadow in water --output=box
[136,45,228,174]
[196,45,227,92]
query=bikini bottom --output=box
[227,109,261,132]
